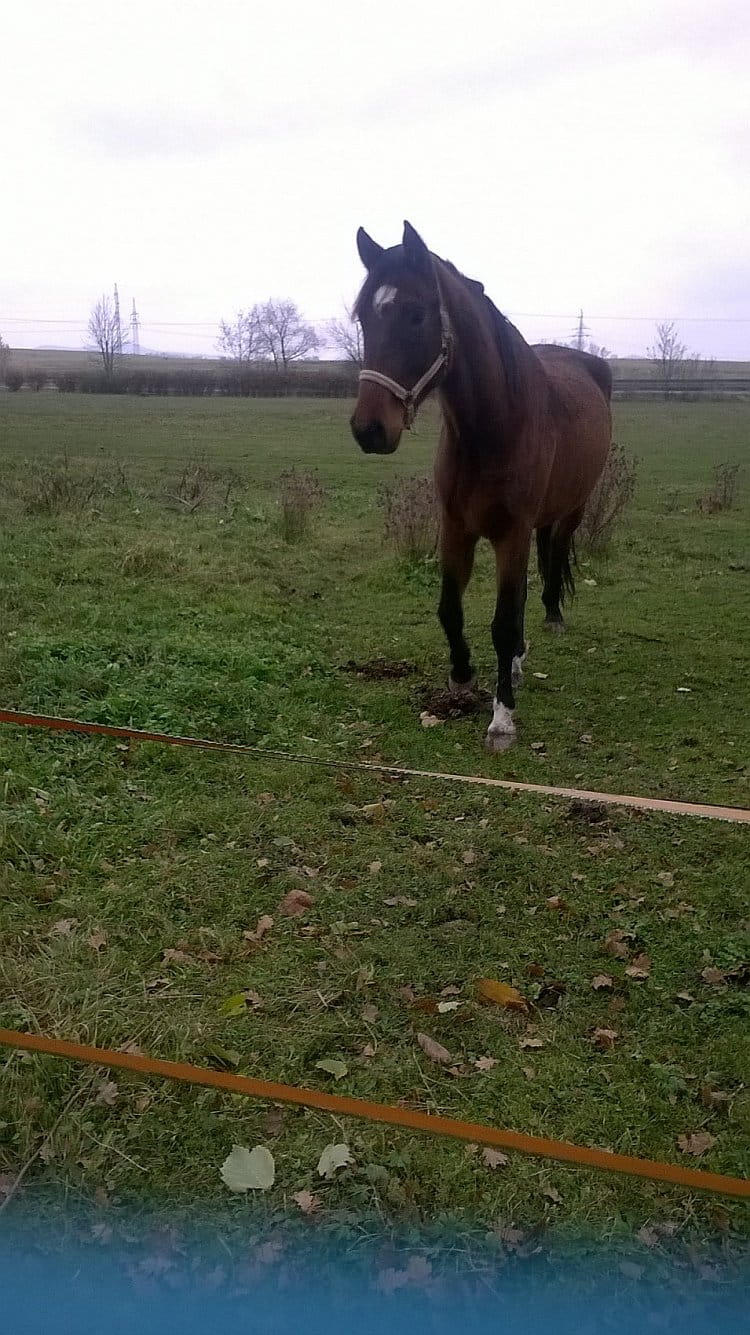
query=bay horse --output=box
[350,221,612,751]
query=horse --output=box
[350,221,612,751]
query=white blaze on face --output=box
[373,284,398,314]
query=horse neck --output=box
[437,272,531,455]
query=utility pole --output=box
[571,308,589,352]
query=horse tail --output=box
[561,535,577,602]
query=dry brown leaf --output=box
[592,1027,618,1051]
[256,857,270,868]
[361,1043,376,1059]
[420,712,442,729]
[543,1185,563,1204]
[476,979,529,1013]
[383,896,418,907]
[87,929,108,952]
[482,1147,509,1170]
[525,963,545,978]
[655,871,675,887]
[162,947,192,964]
[545,895,566,911]
[700,1085,731,1111]
[636,1226,659,1248]
[361,1004,379,1023]
[292,1189,322,1215]
[592,974,614,991]
[462,849,477,865]
[279,889,314,917]
[474,1055,497,1071]
[440,984,461,996]
[50,918,78,936]
[117,1039,143,1056]
[602,929,631,960]
[625,953,651,981]
[369,860,382,875]
[519,1034,545,1050]
[677,1131,717,1156]
[416,1032,452,1065]
[244,914,274,944]
[95,1079,119,1107]
[675,991,695,1005]
[701,966,727,986]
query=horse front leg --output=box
[486,527,531,752]
[437,517,478,692]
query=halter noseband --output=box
[357,264,453,429]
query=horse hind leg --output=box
[538,511,582,633]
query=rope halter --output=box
[357,263,453,429]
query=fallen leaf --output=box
[117,1039,143,1056]
[532,671,548,679]
[701,966,727,986]
[95,1079,119,1107]
[204,1044,241,1069]
[592,1027,618,1051]
[383,896,418,907]
[219,990,263,1016]
[543,1186,563,1204]
[256,857,270,868]
[220,1145,275,1192]
[369,861,382,875]
[50,918,78,936]
[655,871,675,887]
[530,741,546,752]
[361,1004,379,1023]
[440,984,461,996]
[416,1032,453,1065]
[437,1000,460,1013]
[636,1226,659,1248]
[700,1085,731,1111]
[474,1056,497,1071]
[87,929,108,951]
[476,979,529,1013]
[496,1225,525,1248]
[675,991,695,1005]
[519,1034,545,1050]
[525,963,545,979]
[676,687,692,694]
[592,974,614,991]
[482,1148,509,1170]
[162,947,192,964]
[625,953,651,981]
[545,895,566,910]
[292,1189,322,1215]
[620,1261,645,1280]
[420,712,442,728]
[462,849,477,866]
[279,889,314,917]
[678,1131,717,1156]
[243,914,274,944]
[317,1143,353,1179]
[361,1043,376,1059]
[537,980,566,1009]
[315,1058,348,1080]
[602,929,631,960]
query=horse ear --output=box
[356,227,384,271]
[402,221,431,274]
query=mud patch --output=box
[415,684,493,721]
[341,657,418,680]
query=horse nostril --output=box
[351,419,388,454]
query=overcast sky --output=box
[2,0,748,359]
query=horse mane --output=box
[439,258,533,445]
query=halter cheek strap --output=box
[357,264,453,429]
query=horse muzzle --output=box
[349,415,402,455]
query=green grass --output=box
[0,393,748,1254]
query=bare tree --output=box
[255,299,320,372]
[0,333,11,385]
[587,340,613,360]
[327,306,363,367]
[217,309,262,364]
[88,295,127,379]
[647,321,691,396]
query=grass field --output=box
[0,394,748,1261]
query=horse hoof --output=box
[485,729,516,754]
[448,674,477,695]
[544,619,566,635]
[485,700,516,752]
